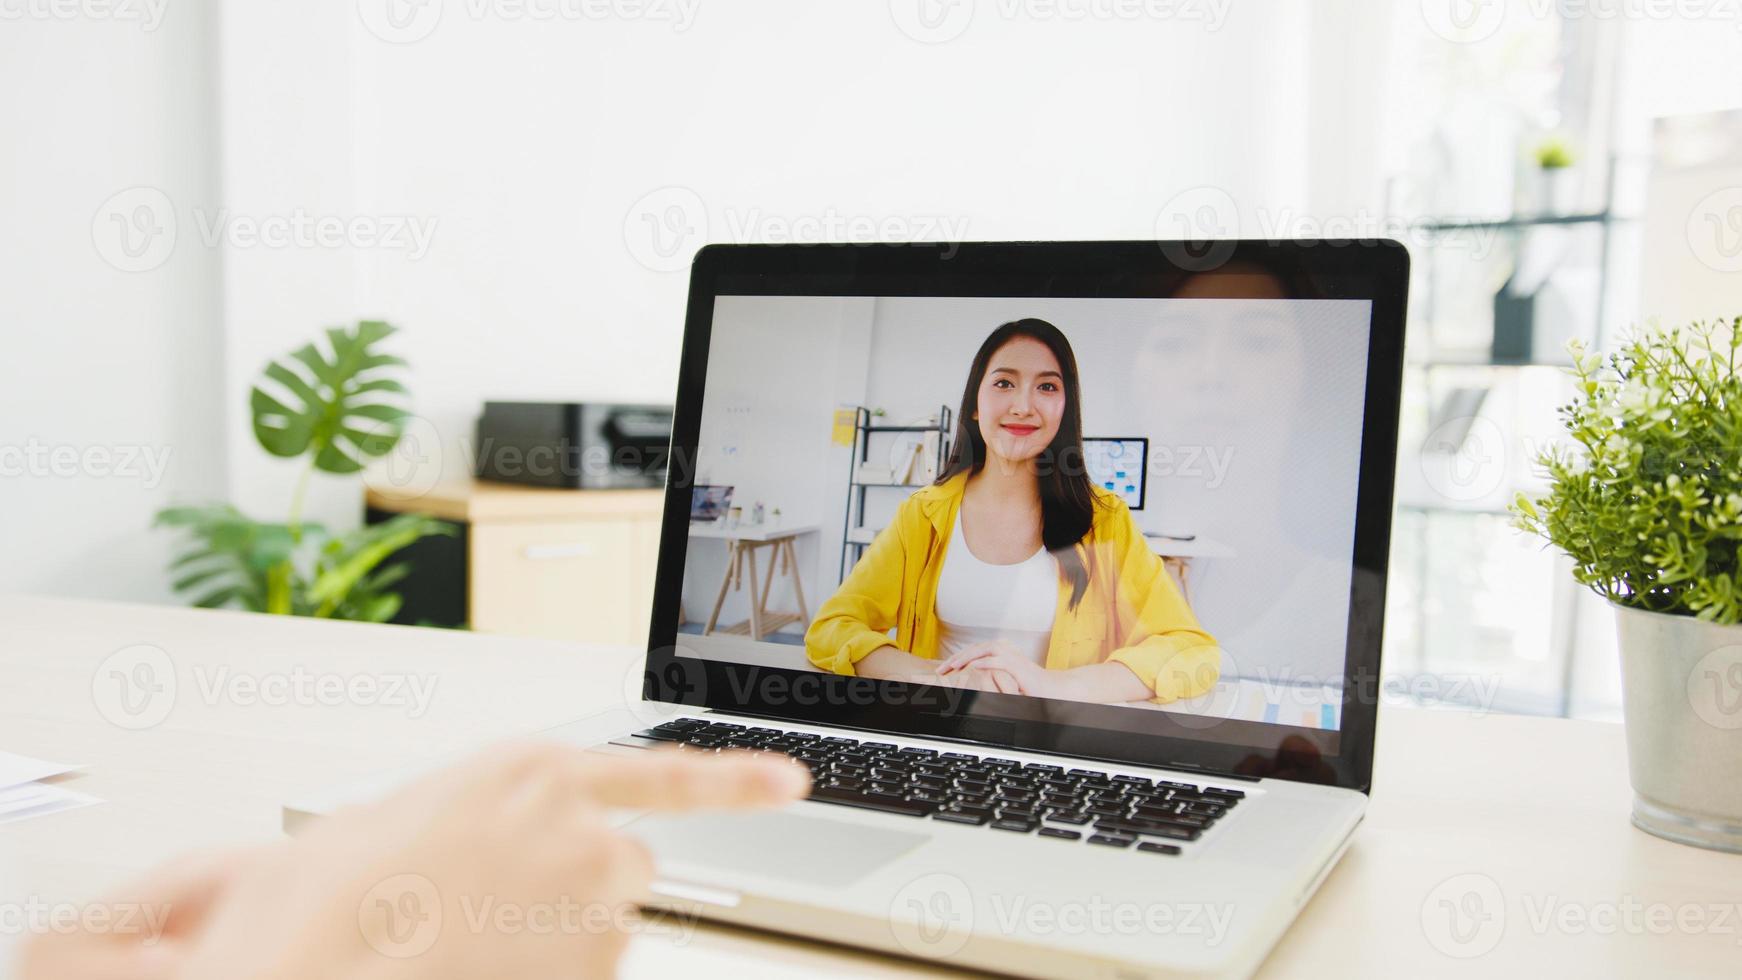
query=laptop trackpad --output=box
[627,810,930,888]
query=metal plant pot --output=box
[1614,603,1742,853]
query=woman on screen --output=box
[805,318,1221,704]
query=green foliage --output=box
[156,321,454,623]
[252,320,410,474]
[1512,318,1742,625]
[1535,136,1575,170]
[155,507,453,622]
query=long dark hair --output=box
[937,318,1100,609]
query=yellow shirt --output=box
[805,472,1221,702]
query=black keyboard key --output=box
[1038,827,1081,840]
[991,818,1037,833]
[1087,833,1136,848]
[1044,811,1093,825]
[826,777,864,791]
[983,758,1020,769]
[869,768,910,783]
[808,787,933,817]
[687,737,722,748]
[897,747,938,758]
[633,728,684,741]
[868,781,907,796]
[861,742,896,751]
[1022,763,1063,774]
[934,809,991,826]
[1202,787,1246,801]
[706,722,745,732]
[941,752,978,762]
[785,732,820,742]
[911,789,952,804]
[1112,775,1151,786]
[1095,820,1202,842]
[1137,842,1182,855]
[1041,794,1078,808]
[749,727,780,735]
[1156,780,1200,792]
[820,736,859,746]
[996,805,1038,821]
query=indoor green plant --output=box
[155,321,453,622]
[1513,317,1742,852]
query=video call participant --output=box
[806,318,1221,704]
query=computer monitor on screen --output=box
[1083,436,1147,511]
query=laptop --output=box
[289,239,1408,979]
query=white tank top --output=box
[935,511,1059,665]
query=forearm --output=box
[855,645,942,683]
[1048,660,1153,704]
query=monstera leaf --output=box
[154,504,324,613]
[251,320,410,474]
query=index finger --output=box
[537,745,812,811]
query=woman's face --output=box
[975,336,1066,466]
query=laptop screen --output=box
[649,243,1405,788]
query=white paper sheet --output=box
[0,750,84,790]
[0,782,103,825]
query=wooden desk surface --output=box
[2,595,1738,978]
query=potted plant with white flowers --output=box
[1513,318,1742,853]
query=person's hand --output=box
[917,663,1023,694]
[15,845,272,980]
[22,743,809,980]
[936,644,1054,697]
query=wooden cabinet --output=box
[367,480,663,647]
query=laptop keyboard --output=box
[628,718,1245,854]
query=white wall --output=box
[0,7,228,602]
[678,296,873,629]
[5,0,1389,605]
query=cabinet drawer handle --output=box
[523,542,597,560]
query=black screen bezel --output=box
[643,240,1407,793]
